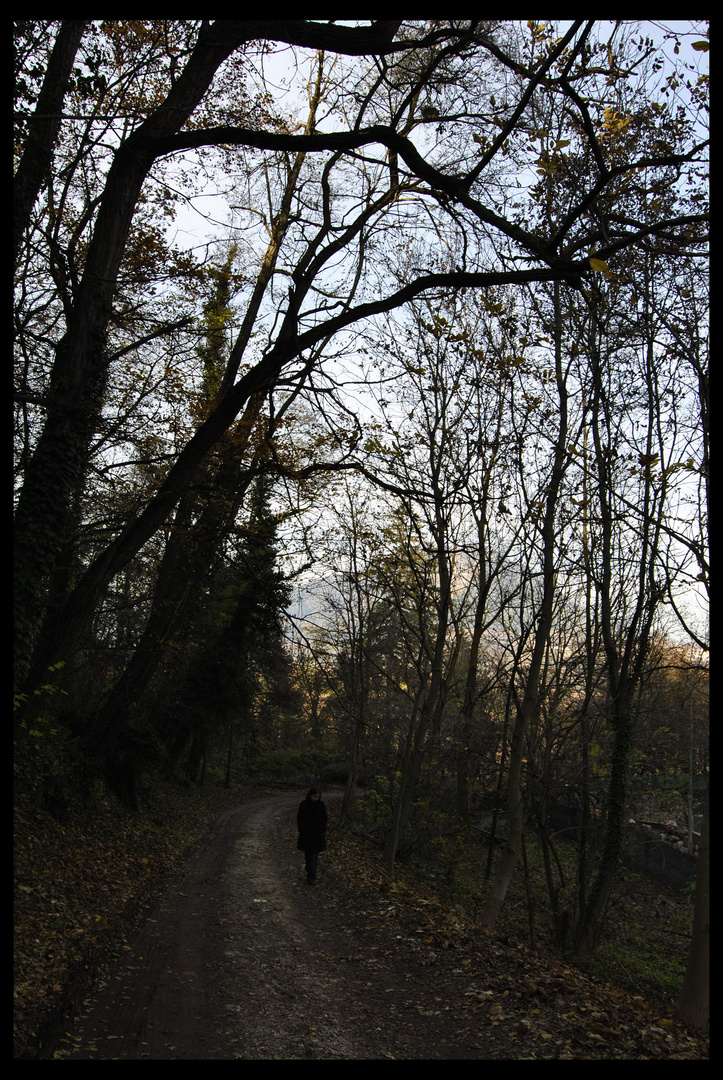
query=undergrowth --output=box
[345,799,694,1009]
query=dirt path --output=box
[59,792,485,1060]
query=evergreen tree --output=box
[176,469,293,783]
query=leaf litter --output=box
[15,785,708,1059]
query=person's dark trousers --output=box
[305,851,319,884]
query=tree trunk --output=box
[383,691,427,877]
[478,697,528,927]
[676,779,709,1029]
[341,662,368,826]
[573,711,634,959]
[456,566,488,818]
[14,20,89,259]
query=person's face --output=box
[311,793,320,801]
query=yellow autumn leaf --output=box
[601,107,632,134]
[589,258,610,273]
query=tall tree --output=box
[479,279,577,927]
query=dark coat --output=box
[297,795,328,853]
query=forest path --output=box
[60,791,486,1059]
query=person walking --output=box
[297,787,327,885]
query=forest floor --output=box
[14,780,708,1060]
